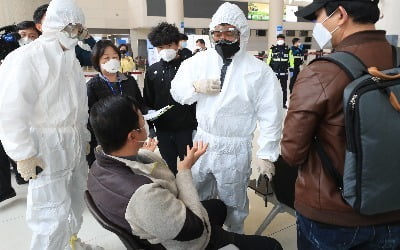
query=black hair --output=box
[325,1,380,24]
[292,37,300,45]
[91,40,121,72]
[90,95,140,154]
[33,4,48,24]
[148,22,180,47]
[277,34,285,39]
[179,33,188,41]
[196,39,205,45]
[118,44,128,51]
[16,21,39,34]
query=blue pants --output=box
[297,213,400,250]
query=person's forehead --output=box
[214,24,237,30]
[102,47,119,55]
[19,28,38,34]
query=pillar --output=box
[166,0,184,32]
[267,0,284,50]
[376,0,400,46]
[0,0,50,27]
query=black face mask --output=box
[120,50,127,55]
[215,40,240,60]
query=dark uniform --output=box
[267,44,294,108]
[143,58,197,175]
[177,48,192,61]
[86,73,145,166]
[289,45,304,93]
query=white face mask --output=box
[159,49,177,62]
[56,31,78,50]
[313,9,340,49]
[19,37,33,46]
[101,59,121,74]
[277,40,285,46]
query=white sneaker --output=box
[67,236,104,250]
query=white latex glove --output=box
[193,79,221,95]
[256,159,275,181]
[17,157,45,181]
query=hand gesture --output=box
[178,141,208,171]
[141,138,158,152]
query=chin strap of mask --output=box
[220,58,232,89]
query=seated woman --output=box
[86,40,145,165]
[87,95,282,250]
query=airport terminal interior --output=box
[0,0,399,250]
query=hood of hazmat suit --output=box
[42,0,85,33]
[0,0,90,249]
[209,2,250,55]
[42,0,85,50]
[170,2,283,233]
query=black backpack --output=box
[311,47,400,215]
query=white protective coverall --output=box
[170,2,283,233]
[0,0,90,249]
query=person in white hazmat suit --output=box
[170,2,283,233]
[0,0,103,249]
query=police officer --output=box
[289,37,304,93]
[267,34,294,108]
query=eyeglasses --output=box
[210,27,240,42]
[135,123,146,132]
[62,23,88,41]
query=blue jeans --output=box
[297,213,400,250]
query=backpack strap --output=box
[310,51,367,80]
[314,137,344,191]
[310,51,367,192]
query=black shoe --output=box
[0,189,16,205]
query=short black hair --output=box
[90,95,140,154]
[148,22,180,47]
[196,39,205,45]
[179,33,188,41]
[118,44,128,50]
[33,4,48,24]
[292,38,300,45]
[16,21,40,34]
[325,2,380,24]
[277,34,285,39]
[91,40,121,72]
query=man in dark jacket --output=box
[87,95,282,250]
[143,22,197,175]
[281,0,400,249]
[177,33,192,61]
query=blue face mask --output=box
[181,41,187,48]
